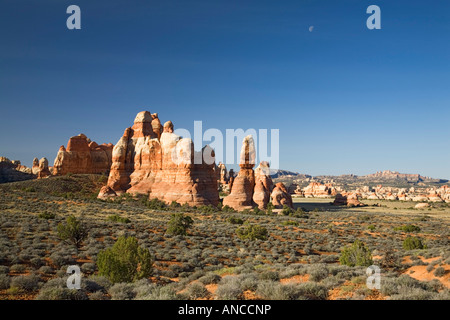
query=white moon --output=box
[309,26,314,32]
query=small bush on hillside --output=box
[236,224,268,241]
[339,240,373,267]
[57,215,88,249]
[227,217,244,225]
[394,225,421,233]
[97,236,153,283]
[166,213,194,236]
[403,236,426,250]
[107,214,131,224]
[39,212,56,220]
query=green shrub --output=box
[289,208,308,219]
[236,224,268,241]
[266,202,274,215]
[367,225,376,231]
[143,198,167,210]
[107,214,131,224]
[97,236,153,283]
[339,240,373,267]
[185,282,209,299]
[281,205,294,216]
[227,217,244,225]
[394,224,421,233]
[0,274,10,290]
[57,215,88,249]
[166,213,194,236]
[281,220,299,226]
[403,236,426,250]
[39,212,56,219]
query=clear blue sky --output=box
[1,0,449,178]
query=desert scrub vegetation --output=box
[0,181,449,300]
[97,236,153,283]
[57,215,88,249]
[236,224,268,241]
[339,240,373,267]
[166,213,194,236]
[403,236,426,250]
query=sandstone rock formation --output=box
[271,182,293,209]
[223,136,256,211]
[333,193,365,207]
[303,182,335,198]
[53,134,113,176]
[98,111,219,207]
[252,161,274,209]
[0,157,34,183]
[415,203,430,209]
[37,157,51,179]
[32,158,40,175]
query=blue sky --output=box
[1,0,449,178]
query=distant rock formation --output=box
[253,161,274,210]
[303,182,336,198]
[98,111,219,207]
[0,157,34,183]
[53,134,113,176]
[332,193,365,207]
[223,136,257,211]
[32,158,40,175]
[37,158,51,179]
[271,182,293,209]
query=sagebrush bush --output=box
[11,274,41,292]
[0,274,10,290]
[433,267,445,277]
[185,282,209,299]
[339,240,373,267]
[97,236,153,283]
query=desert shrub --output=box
[0,274,10,289]
[11,274,41,292]
[57,215,88,249]
[295,282,328,300]
[289,208,309,219]
[236,224,268,241]
[255,281,298,300]
[281,220,299,226]
[281,205,294,216]
[309,264,329,282]
[10,264,26,273]
[339,240,373,267]
[49,253,76,268]
[394,224,421,233]
[185,282,209,299]
[39,212,56,219]
[108,282,136,300]
[36,278,88,300]
[166,213,194,236]
[97,236,153,283]
[215,277,242,300]
[30,257,44,268]
[367,225,376,231]
[266,202,274,215]
[0,266,9,274]
[81,262,97,274]
[143,198,167,211]
[227,217,244,225]
[198,273,221,285]
[434,267,445,277]
[259,271,280,282]
[403,236,425,250]
[135,283,179,300]
[38,266,53,275]
[107,214,131,224]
